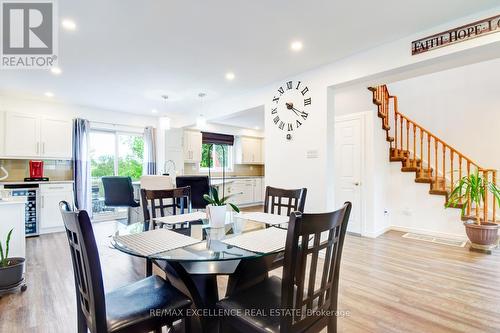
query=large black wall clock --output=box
[271,80,311,140]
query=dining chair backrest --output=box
[175,176,210,210]
[280,202,352,333]
[264,186,307,216]
[101,176,137,207]
[59,201,107,333]
[141,186,192,222]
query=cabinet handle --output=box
[42,142,45,154]
[36,142,40,154]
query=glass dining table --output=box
[111,212,287,333]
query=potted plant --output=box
[446,170,500,251]
[204,187,240,228]
[0,228,25,288]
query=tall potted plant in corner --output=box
[204,187,240,228]
[446,170,500,252]
[0,229,25,288]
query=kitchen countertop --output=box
[0,180,74,186]
[211,176,264,179]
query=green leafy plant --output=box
[446,170,500,224]
[203,187,240,213]
[0,228,13,267]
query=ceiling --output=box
[212,106,265,130]
[0,0,498,122]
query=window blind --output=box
[201,132,234,146]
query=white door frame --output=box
[334,112,367,236]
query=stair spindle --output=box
[419,129,423,177]
[406,119,409,160]
[467,162,471,216]
[442,144,446,191]
[483,170,489,222]
[493,170,497,222]
[458,156,462,204]
[413,125,417,168]
[427,134,431,178]
[394,113,398,158]
[450,151,454,195]
[434,139,438,186]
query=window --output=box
[89,130,144,220]
[200,144,233,172]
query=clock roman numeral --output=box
[286,81,293,90]
[301,87,309,96]
[296,81,301,90]
[278,121,285,130]
[296,120,302,128]
[271,108,277,114]
[273,116,280,124]
[300,112,309,120]
[272,96,279,104]
[278,87,284,95]
[304,97,311,106]
[287,123,293,131]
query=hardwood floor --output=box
[1,217,500,332]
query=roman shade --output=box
[201,132,234,146]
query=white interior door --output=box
[335,116,363,234]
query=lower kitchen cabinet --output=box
[220,178,264,207]
[39,183,74,234]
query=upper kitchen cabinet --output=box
[0,111,5,156]
[3,112,72,159]
[183,130,202,162]
[235,136,264,164]
[4,112,40,157]
[40,117,73,158]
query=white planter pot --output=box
[207,205,227,228]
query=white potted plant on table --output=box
[204,187,240,228]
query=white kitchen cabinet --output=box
[4,112,40,157]
[40,117,72,158]
[3,112,72,159]
[0,111,5,156]
[183,130,202,162]
[254,178,264,203]
[236,136,264,164]
[39,183,74,233]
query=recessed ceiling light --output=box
[151,109,158,114]
[225,72,235,81]
[254,126,260,130]
[61,19,76,31]
[44,92,54,98]
[290,41,303,51]
[50,67,62,75]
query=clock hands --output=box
[285,102,307,117]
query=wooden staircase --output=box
[368,85,497,223]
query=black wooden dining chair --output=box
[140,186,192,224]
[264,186,307,216]
[59,201,192,333]
[140,187,202,276]
[216,202,352,333]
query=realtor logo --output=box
[1,0,58,69]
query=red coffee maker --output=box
[29,160,45,180]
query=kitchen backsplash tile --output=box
[0,159,73,182]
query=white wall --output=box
[195,7,500,214]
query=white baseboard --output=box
[363,226,392,238]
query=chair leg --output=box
[327,316,337,333]
[184,317,191,333]
[146,259,153,277]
